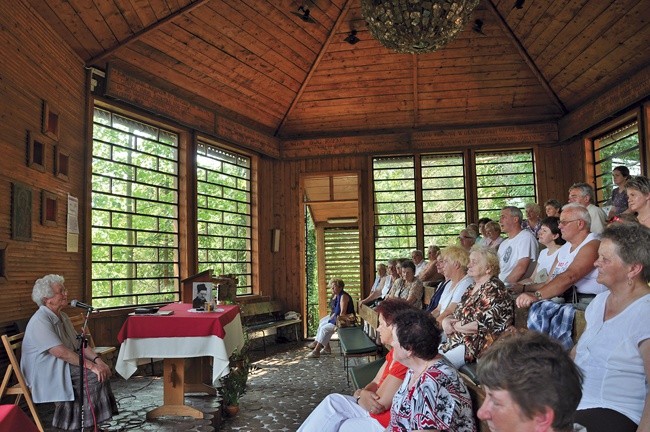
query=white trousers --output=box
[296,393,384,432]
[315,316,336,346]
[442,344,466,368]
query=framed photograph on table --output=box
[192,282,213,309]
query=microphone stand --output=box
[76,308,92,432]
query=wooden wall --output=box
[0,1,86,323]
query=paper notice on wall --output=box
[67,194,79,234]
[67,194,79,252]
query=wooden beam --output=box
[85,0,212,66]
[485,0,567,115]
[413,54,419,128]
[274,0,354,137]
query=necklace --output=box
[409,359,434,387]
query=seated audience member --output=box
[498,206,538,288]
[411,249,427,277]
[458,226,478,251]
[522,202,543,237]
[517,204,607,348]
[297,299,414,432]
[440,246,514,368]
[424,254,448,313]
[477,331,585,432]
[572,223,650,432]
[418,245,445,286]
[307,278,354,358]
[482,220,504,250]
[515,216,565,291]
[21,275,118,430]
[360,263,389,306]
[387,260,424,309]
[387,309,476,432]
[545,199,563,217]
[430,246,472,328]
[625,175,650,228]
[379,258,400,301]
[568,182,607,234]
[476,217,492,246]
[607,165,630,219]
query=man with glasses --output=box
[516,203,607,347]
[567,183,607,234]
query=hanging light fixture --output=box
[361,0,480,54]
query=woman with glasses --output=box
[387,260,424,309]
[21,274,118,431]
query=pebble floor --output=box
[38,338,368,431]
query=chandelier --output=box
[361,0,480,54]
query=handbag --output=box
[336,313,357,328]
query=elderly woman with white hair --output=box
[21,274,118,430]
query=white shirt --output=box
[575,292,650,424]
[414,260,427,277]
[587,203,607,234]
[551,233,607,295]
[498,230,538,285]
[437,276,473,314]
[534,247,561,283]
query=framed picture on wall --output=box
[41,190,58,227]
[27,130,46,172]
[11,182,32,241]
[54,145,69,180]
[42,100,60,140]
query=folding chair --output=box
[68,313,117,361]
[0,332,45,432]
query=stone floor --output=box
[36,338,370,431]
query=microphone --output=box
[70,299,94,311]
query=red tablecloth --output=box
[117,303,240,343]
[0,405,39,432]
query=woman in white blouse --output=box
[429,246,472,330]
[515,216,565,293]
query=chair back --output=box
[67,313,117,363]
[0,332,45,431]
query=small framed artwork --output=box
[11,182,32,241]
[41,190,58,227]
[42,100,60,140]
[0,242,7,283]
[192,282,213,309]
[27,131,46,172]
[54,145,69,180]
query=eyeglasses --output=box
[558,219,580,226]
[458,236,473,240]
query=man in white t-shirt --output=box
[568,183,607,234]
[411,249,427,277]
[498,206,538,288]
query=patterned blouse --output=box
[389,277,424,309]
[441,276,513,363]
[388,358,476,431]
[610,187,628,215]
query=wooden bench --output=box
[239,300,301,353]
[337,326,380,385]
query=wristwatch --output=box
[534,290,543,300]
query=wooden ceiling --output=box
[27,0,650,140]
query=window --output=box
[475,150,536,221]
[323,228,361,303]
[91,108,179,308]
[372,157,417,263]
[593,121,641,206]
[422,153,467,246]
[372,150,536,260]
[196,142,253,295]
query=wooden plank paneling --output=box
[1,1,86,323]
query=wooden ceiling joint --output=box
[85,0,212,67]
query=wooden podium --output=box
[181,270,238,304]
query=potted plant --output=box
[219,346,250,416]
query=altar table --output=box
[115,303,244,419]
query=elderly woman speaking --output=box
[21,275,118,430]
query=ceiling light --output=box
[361,0,480,54]
[327,217,358,224]
[344,30,360,45]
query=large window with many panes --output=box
[196,142,253,295]
[91,108,180,308]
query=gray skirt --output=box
[52,365,118,430]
